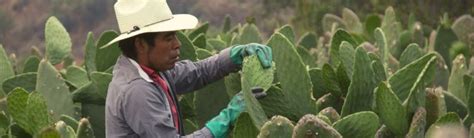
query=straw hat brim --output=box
[101,14,198,48]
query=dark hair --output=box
[118,33,158,60]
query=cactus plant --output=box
[44,16,72,65]
[374,82,409,135]
[400,44,424,68]
[178,31,198,61]
[192,33,207,49]
[80,104,102,138]
[267,32,317,121]
[257,116,294,138]
[342,8,363,34]
[95,30,120,72]
[22,55,40,73]
[448,54,468,103]
[55,121,75,138]
[76,118,95,138]
[451,15,474,45]
[0,44,14,96]
[234,23,263,45]
[317,107,341,124]
[434,23,459,70]
[297,32,318,49]
[293,114,342,138]
[37,126,61,138]
[425,87,447,127]
[338,41,355,78]
[277,25,296,44]
[84,32,97,74]
[425,112,468,138]
[188,22,209,40]
[36,60,76,120]
[333,111,380,138]
[65,66,89,89]
[406,107,427,138]
[330,29,358,66]
[365,14,382,37]
[322,14,346,33]
[308,68,329,100]
[2,72,37,94]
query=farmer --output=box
[104,0,272,137]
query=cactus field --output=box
[2,6,474,138]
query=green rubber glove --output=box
[205,88,267,138]
[230,43,273,69]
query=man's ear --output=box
[134,37,147,54]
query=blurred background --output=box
[0,0,473,62]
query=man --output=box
[104,0,272,137]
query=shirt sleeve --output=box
[122,80,214,138]
[169,47,240,94]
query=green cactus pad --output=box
[72,82,104,105]
[425,87,447,127]
[342,8,363,34]
[0,44,15,96]
[55,121,75,138]
[232,112,259,138]
[374,82,408,135]
[448,54,468,103]
[236,23,263,45]
[177,31,197,61]
[296,47,317,67]
[425,112,468,138]
[365,14,382,37]
[451,15,474,44]
[443,92,468,118]
[292,114,342,138]
[322,64,342,97]
[267,32,317,120]
[257,116,294,138]
[76,118,95,138]
[341,47,377,116]
[338,41,355,78]
[84,32,97,74]
[44,16,72,65]
[59,115,79,131]
[2,72,37,94]
[317,107,341,124]
[188,22,209,40]
[37,126,61,138]
[195,48,213,60]
[7,88,32,134]
[406,107,427,138]
[381,7,402,56]
[90,72,112,98]
[95,30,120,72]
[322,14,346,33]
[434,24,458,70]
[208,39,227,52]
[308,68,329,100]
[258,86,294,119]
[22,55,40,73]
[374,28,389,68]
[399,44,424,68]
[316,93,344,114]
[194,79,229,127]
[26,92,52,134]
[330,29,357,66]
[297,32,317,49]
[65,66,89,89]
[333,111,380,138]
[277,25,296,44]
[36,60,75,120]
[192,33,207,49]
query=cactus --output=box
[425,112,468,138]
[322,64,342,98]
[259,86,294,119]
[2,72,37,94]
[90,72,112,98]
[451,15,474,45]
[336,64,351,96]
[0,44,14,96]
[188,22,209,40]
[317,107,341,124]
[448,54,468,103]
[322,14,346,33]
[81,104,103,138]
[37,126,61,138]
[297,32,318,49]
[333,111,380,138]
[402,54,437,113]
[374,82,409,135]
[60,115,79,131]
[406,107,427,138]
[22,55,40,73]
[381,7,402,57]
[26,92,52,135]
[234,23,263,45]
[443,91,468,119]
[224,73,241,98]
[65,66,89,89]
[308,68,329,100]
[257,116,294,138]
[316,93,344,113]
[222,15,231,33]
[183,119,198,135]
[277,25,296,44]
[341,47,377,116]
[330,29,357,66]
[194,79,229,127]
[425,87,447,127]
[232,112,259,138]
[55,121,75,138]
[374,28,389,69]
[338,41,355,78]
[72,82,105,105]
[388,53,436,102]
[434,23,459,70]
[195,48,213,60]
[292,114,342,138]
[400,44,424,68]
[296,46,317,67]
[45,16,72,65]
[95,30,120,72]
[7,88,32,134]
[267,32,317,121]
[36,60,76,120]
[84,32,96,74]
[208,39,227,52]
[342,8,363,34]
[192,33,207,49]
[365,14,382,37]
[178,31,198,61]
[76,118,95,138]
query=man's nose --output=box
[173,36,181,49]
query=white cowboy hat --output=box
[102,0,198,48]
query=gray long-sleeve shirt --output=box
[106,48,239,138]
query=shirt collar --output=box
[127,58,153,82]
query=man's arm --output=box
[169,48,240,94]
[122,80,213,138]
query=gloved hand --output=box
[205,87,267,138]
[230,43,273,69]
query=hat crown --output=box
[114,0,173,33]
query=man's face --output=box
[142,31,181,71]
